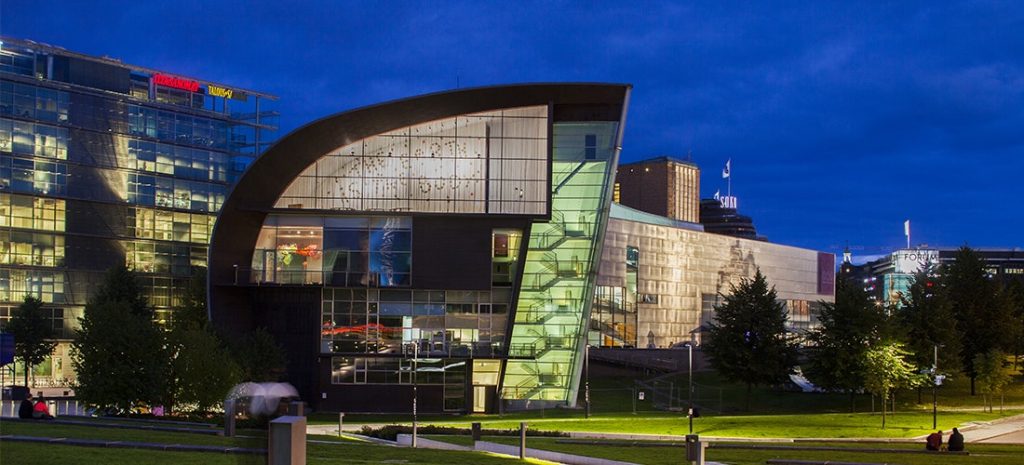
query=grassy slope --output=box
[471,436,1024,465]
[0,421,535,465]
[312,365,1024,439]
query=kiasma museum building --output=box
[208,84,834,414]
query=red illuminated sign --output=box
[153,73,200,92]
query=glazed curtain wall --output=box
[275,106,549,215]
[502,122,619,406]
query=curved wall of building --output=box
[208,84,630,413]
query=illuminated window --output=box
[0,231,64,266]
[128,207,216,243]
[1,193,65,231]
[0,82,69,123]
[0,269,66,304]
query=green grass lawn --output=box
[0,420,270,445]
[0,420,541,465]
[379,409,1022,438]
[463,436,1024,465]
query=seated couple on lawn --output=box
[17,393,54,420]
[926,428,965,452]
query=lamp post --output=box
[412,342,418,448]
[688,343,694,434]
[932,344,938,430]
[584,343,591,419]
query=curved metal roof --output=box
[208,83,631,323]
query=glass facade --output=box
[0,37,277,386]
[596,214,833,349]
[502,122,620,405]
[277,106,549,215]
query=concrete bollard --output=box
[223,399,236,437]
[471,422,482,442]
[685,434,705,465]
[269,415,307,465]
[338,412,345,437]
[519,422,527,460]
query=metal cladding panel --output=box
[598,217,834,348]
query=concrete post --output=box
[519,422,527,460]
[269,416,307,465]
[338,412,345,437]
[223,399,236,437]
[685,434,705,465]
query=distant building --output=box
[699,199,763,241]
[843,247,1024,305]
[614,156,700,223]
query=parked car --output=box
[2,385,30,401]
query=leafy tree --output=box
[1007,280,1024,370]
[805,279,887,411]
[974,350,1011,413]
[898,269,962,375]
[5,296,57,387]
[945,247,1017,394]
[71,266,171,414]
[704,269,798,410]
[172,268,208,332]
[232,327,287,382]
[862,342,921,429]
[168,328,241,413]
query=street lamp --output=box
[411,341,419,448]
[933,344,941,430]
[688,343,694,434]
[584,343,591,419]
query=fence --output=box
[0,399,88,418]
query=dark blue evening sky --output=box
[3,1,1022,259]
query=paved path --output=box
[960,413,1024,444]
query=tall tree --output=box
[704,269,798,410]
[862,342,921,429]
[71,266,171,414]
[232,327,288,382]
[169,328,241,413]
[945,247,1016,394]
[5,296,57,387]
[1007,280,1024,370]
[974,350,1011,413]
[805,279,887,410]
[172,268,208,332]
[898,270,962,374]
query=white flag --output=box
[904,220,910,237]
[713,189,721,200]
[722,159,731,179]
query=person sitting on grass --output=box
[18,392,35,419]
[32,395,54,419]
[948,427,965,452]
[926,430,943,451]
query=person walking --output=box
[947,427,965,452]
[926,430,943,451]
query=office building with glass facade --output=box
[207,84,630,413]
[593,203,835,349]
[0,37,277,385]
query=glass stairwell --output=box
[502,122,620,408]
